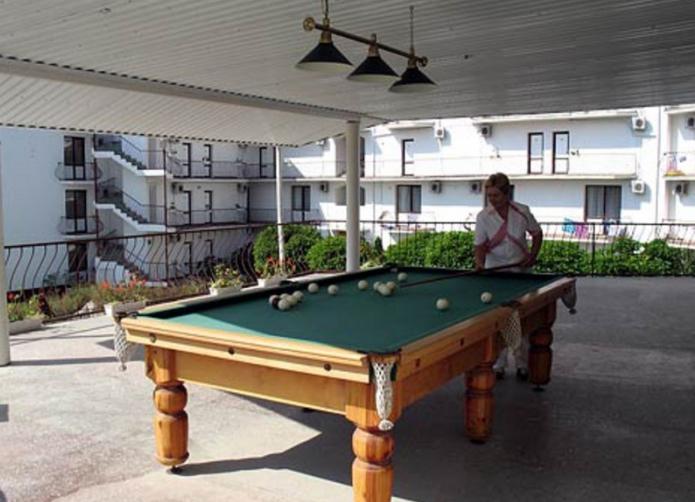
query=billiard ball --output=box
[357,280,369,290]
[307,283,319,293]
[268,294,279,306]
[436,298,450,311]
[397,272,408,282]
[328,284,339,295]
[480,292,493,304]
[373,281,382,291]
[292,291,304,302]
[386,281,397,291]
[378,284,392,296]
[278,299,291,311]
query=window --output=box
[64,136,86,180]
[292,185,311,211]
[401,139,415,175]
[396,185,421,214]
[360,136,366,177]
[203,144,213,177]
[527,133,544,174]
[181,142,192,176]
[259,147,275,178]
[65,190,87,233]
[553,132,570,174]
[585,186,621,221]
[68,243,88,274]
[335,186,366,206]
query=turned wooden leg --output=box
[465,337,496,443]
[352,427,394,502]
[146,346,189,469]
[528,326,553,390]
[154,383,189,468]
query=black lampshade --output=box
[296,32,353,73]
[389,63,436,93]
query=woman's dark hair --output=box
[484,172,511,196]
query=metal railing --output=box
[96,179,166,225]
[169,159,247,179]
[58,216,103,236]
[54,162,102,182]
[168,208,248,227]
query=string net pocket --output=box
[371,360,395,431]
[561,284,578,313]
[500,309,522,353]
[112,314,137,371]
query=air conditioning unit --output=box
[430,181,442,193]
[631,116,647,131]
[674,182,689,196]
[237,183,248,193]
[479,124,493,138]
[630,179,646,195]
[687,117,695,129]
[316,139,327,148]
[470,181,482,194]
[319,182,329,193]
[434,127,446,140]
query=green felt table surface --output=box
[139,267,561,354]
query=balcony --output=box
[168,208,248,227]
[663,151,695,178]
[169,159,247,179]
[55,162,102,182]
[58,216,102,236]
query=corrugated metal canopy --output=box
[1,0,695,145]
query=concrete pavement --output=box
[1,277,694,502]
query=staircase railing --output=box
[96,178,165,225]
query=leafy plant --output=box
[424,232,476,269]
[384,232,437,267]
[7,294,42,322]
[536,241,590,275]
[252,224,321,271]
[306,235,379,270]
[209,264,243,289]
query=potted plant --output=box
[256,257,293,287]
[100,279,147,318]
[7,294,43,335]
[209,264,244,297]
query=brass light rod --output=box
[303,16,428,67]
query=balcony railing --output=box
[168,159,247,179]
[95,135,166,171]
[58,216,102,235]
[96,179,166,225]
[168,208,248,226]
[54,162,102,182]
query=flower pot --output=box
[257,275,286,288]
[104,300,147,318]
[9,317,43,335]
[209,285,242,297]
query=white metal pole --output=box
[275,146,285,269]
[0,142,10,366]
[345,120,360,272]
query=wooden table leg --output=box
[465,337,496,443]
[352,426,394,502]
[528,326,553,390]
[147,346,189,469]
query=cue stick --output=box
[398,261,527,289]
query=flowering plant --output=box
[97,279,147,305]
[210,264,244,289]
[6,293,43,322]
[256,257,295,278]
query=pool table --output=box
[122,266,576,502]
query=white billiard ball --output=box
[268,294,279,306]
[436,298,450,311]
[397,272,408,282]
[373,281,382,291]
[386,281,397,291]
[278,299,291,311]
[328,284,339,295]
[378,284,392,297]
[480,292,493,304]
[358,280,369,290]
[307,283,319,293]
[292,291,304,302]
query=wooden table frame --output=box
[123,277,575,502]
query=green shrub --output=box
[384,232,436,266]
[7,295,41,322]
[253,224,321,270]
[306,235,379,270]
[641,239,693,275]
[536,241,590,275]
[424,232,475,269]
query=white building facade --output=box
[2,105,694,290]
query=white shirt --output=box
[474,202,541,270]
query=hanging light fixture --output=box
[298,3,438,91]
[390,6,436,93]
[296,0,353,73]
[347,34,399,83]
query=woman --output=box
[474,172,543,380]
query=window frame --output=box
[552,131,570,174]
[584,185,622,222]
[527,132,544,174]
[396,185,422,215]
[401,139,415,176]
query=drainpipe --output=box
[275,146,285,268]
[346,120,360,272]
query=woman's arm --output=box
[475,244,487,271]
[525,229,543,267]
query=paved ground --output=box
[1,277,694,502]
